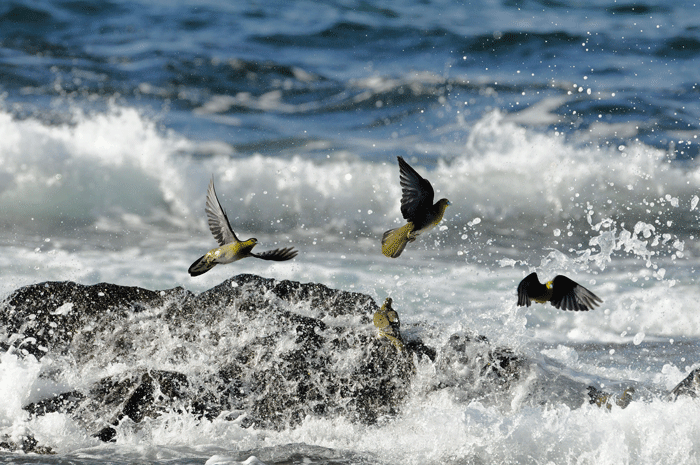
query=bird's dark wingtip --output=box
[252,246,299,261]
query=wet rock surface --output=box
[0,281,188,360]
[668,367,700,401]
[2,274,695,444]
[3,274,492,439]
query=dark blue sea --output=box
[1,1,700,463]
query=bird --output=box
[188,178,298,276]
[517,272,602,311]
[381,156,451,258]
[373,297,404,351]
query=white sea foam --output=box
[1,106,699,248]
[79,390,697,465]
[1,102,698,357]
[1,105,700,464]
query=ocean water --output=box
[1,0,700,463]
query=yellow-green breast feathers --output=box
[188,238,258,277]
[373,297,404,351]
[429,198,451,229]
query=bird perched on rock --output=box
[517,272,602,311]
[381,156,451,258]
[188,178,298,276]
[373,297,404,351]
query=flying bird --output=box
[517,272,602,311]
[188,178,298,276]
[381,156,451,258]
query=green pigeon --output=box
[189,178,297,276]
[382,156,451,258]
[517,272,602,311]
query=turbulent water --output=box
[1,0,700,463]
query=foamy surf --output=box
[1,106,698,246]
[2,34,700,464]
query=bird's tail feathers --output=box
[188,255,217,277]
[381,223,413,258]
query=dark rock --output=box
[182,273,375,322]
[405,339,437,362]
[4,273,692,450]
[0,281,191,359]
[433,332,523,394]
[0,433,53,454]
[87,369,190,442]
[2,274,526,441]
[587,385,635,410]
[668,368,700,400]
[24,390,85,416]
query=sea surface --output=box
[1,0,700,463]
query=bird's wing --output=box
[397,156,435,222]
[516,272,539,307]
[205,178,239,246]
[550,275,602,311]
[251,247,298,261]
